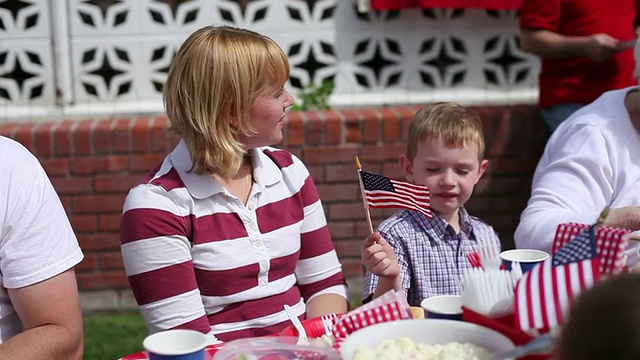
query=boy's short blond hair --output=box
[406,102,486,161]
[163,25,290,176]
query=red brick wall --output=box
[0,105,549,297]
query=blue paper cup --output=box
[420,295,463,321]
[500,249,549,273]
[143,329,207,360]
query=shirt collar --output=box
[458,206,474,236]
[420,206,475,240]
[170,139,282,199]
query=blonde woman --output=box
[120,25,348,343]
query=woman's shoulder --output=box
[554,88,630,138]
[124,166,189,214]
[256,146,312,180]
[257,146,301,168]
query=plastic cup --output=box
[500,249,549,273]
[420,295,463,321]
[143,329,207,360]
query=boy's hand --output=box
[361,233,400,278]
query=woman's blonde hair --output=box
[163,25,290,175]
[405,102,486,161]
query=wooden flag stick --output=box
[592,206,609,237]
[596,207,609,226]
[355,156,374,234]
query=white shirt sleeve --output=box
[0,137,83,288]
[514,123,612,252]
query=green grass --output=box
[84,311,147,360]
[83,298,363,359]
[350,296,362,309]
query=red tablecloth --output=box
[120,344,222,360]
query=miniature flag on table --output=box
[552,223,630,275]
[515,225,600,332]
[358,170,432,219]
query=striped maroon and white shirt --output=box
[120,140,348,342]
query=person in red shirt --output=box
[519,0,639,132]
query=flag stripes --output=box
[552,223,629,274]
[359,170,431,218]
[515,226,601,332]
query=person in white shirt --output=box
[0,136,84,359]
[515,40,640,266]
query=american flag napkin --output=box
[551,223,629,274]
[515,224,630,332]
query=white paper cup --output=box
[143,329,207,360]
[500,249,549,273]
[420,295,463,321]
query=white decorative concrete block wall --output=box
[0,0,540,122]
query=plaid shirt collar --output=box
[411,206,477,243]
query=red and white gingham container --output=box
[331,290,413,351]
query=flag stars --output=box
[361,171,396,192]
[552,227,597,266]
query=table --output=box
[120,345,221,360]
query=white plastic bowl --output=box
[339,319,515,360]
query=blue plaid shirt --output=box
[363,207,501,307]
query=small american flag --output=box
[552,223,629,274]
[358,170,431,219]
[515,226,600,332]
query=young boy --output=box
[361,102,501,306]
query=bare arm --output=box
[520,28,623,62]
[305,293,348,318]
[0,270,83,360]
